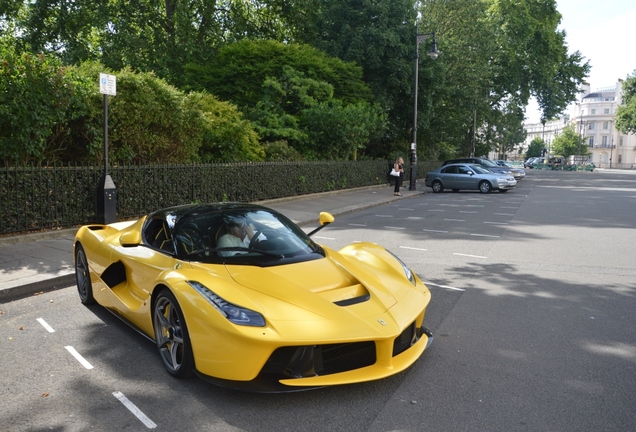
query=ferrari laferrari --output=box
[74,203,432,391]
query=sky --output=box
[525,0,636,123]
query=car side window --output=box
[442,166,457,174]
[457,166,472,175]
[144,218,175,254]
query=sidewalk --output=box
[0,184,424,303]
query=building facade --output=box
[522,80,636,169]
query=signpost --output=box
[97,73,117,224]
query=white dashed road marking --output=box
[424,282,465,292]
[65,346,94,370]
[36,318,55,333]
[113,391,157,429]
[453,253,487,259]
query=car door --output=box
[440,165,458,189]
[456,165,478,190]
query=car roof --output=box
[441,163,480,167]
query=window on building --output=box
[619,136,624,146]
[603,121,609,130]
[618,155,622,164]
[602,136,608,147]
[591,109,596,114]
[604,108,610,114]
[588,122,595,130]
[588,136,594,147]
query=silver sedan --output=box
[424,163,517,193]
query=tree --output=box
[290,0,418,153]
[551,124,586,158]
[300,101,387,160]
[417,0,589,158]
[0,37,93,164]
[186,93,264,163]
[482,0,590,121]
[615,71,636,135]
[183,39,371,108]
[2,0,593,163]
[526,137,545,158]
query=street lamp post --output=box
[410,27,439,190]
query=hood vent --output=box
[334,294,370,307]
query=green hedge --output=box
[0,160,440,235]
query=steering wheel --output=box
[178,226,204,255]
[248,228,277,249]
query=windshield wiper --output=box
[186,246,284,258]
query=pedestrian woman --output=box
[393,156,404,196]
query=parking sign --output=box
[99,73,116,96]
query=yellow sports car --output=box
[74,203,432,391]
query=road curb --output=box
[0,274,76,303]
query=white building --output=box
[521,80,636,169]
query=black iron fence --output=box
[0,160,438,236]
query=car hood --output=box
[220,248,412,321]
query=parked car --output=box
[524,157,540,168]
[442,157,526,180]
[494,160,511,167]
[74,203,432,391]
[425,163,517,193]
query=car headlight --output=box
[497,177,510,182]
[187,281,266,327]
[386,250,416,286]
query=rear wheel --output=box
[478,181,492,194]
[432,180,444,193]
[75,243,95,305]
[153,289,194,378]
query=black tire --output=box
[153,289,195,378]
[478,181,492,194]
[75,243,95,305]
[499,189,509,193]
[432,180,444,193]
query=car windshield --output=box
[173,208,324,265]
[471,165,492,174]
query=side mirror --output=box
[307,212,335,237]
[319,212,335,226]
[120,230,141,247]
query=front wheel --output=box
[75,243,95,305]
[153,289,194,378]
[432,180,444,193]
[478,181,492,194]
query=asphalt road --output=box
[1,169,635,431]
